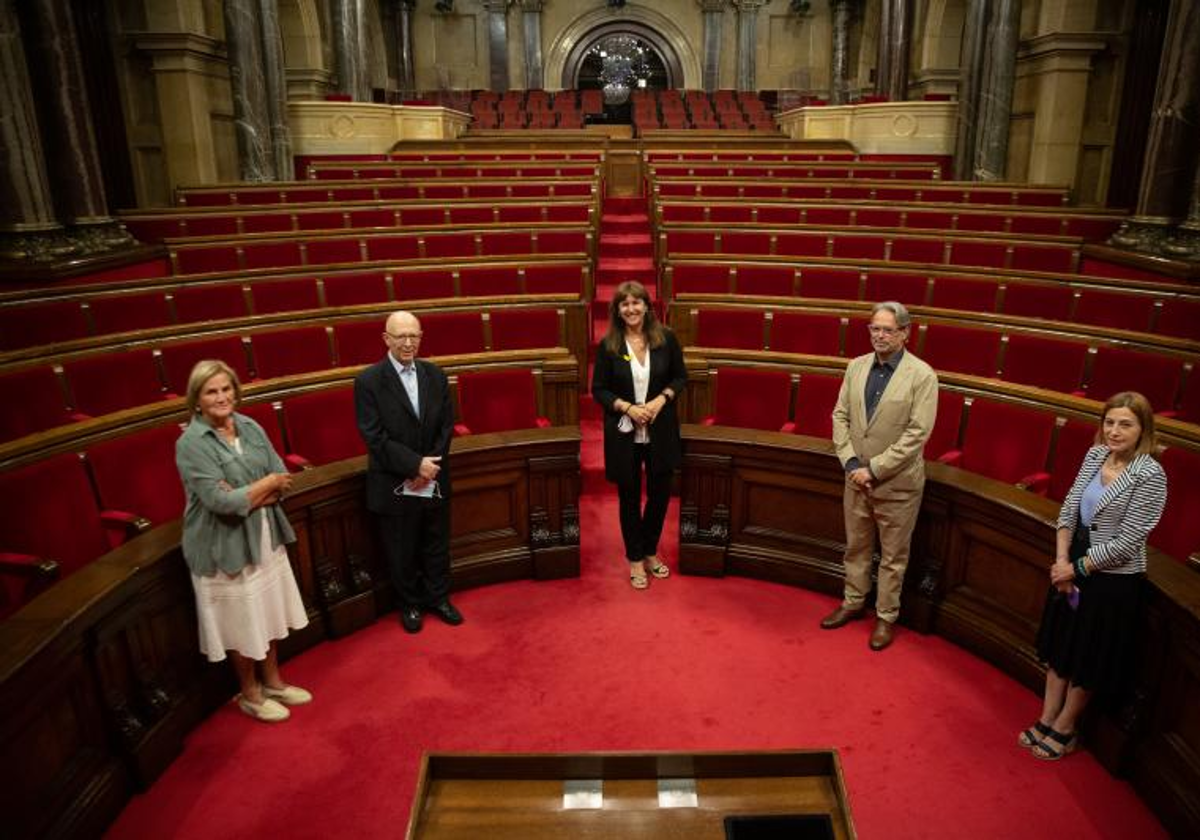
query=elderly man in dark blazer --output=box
[822,301,938,650]
[355,310,462,633]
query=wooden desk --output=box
[407,751,855,840]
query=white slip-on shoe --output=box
[262,684,313,706]
[236,695,291,722]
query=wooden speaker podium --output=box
[406,750,856,839]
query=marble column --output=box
[395,0,416,98]
[733,0,765,91]
[17,0,110,225]
[829,0,853,105]
[223,0,274,182]
[953,0,987,180]
[332,0,368,100]
[875,0,911,101]
[518,0,544,90]
[698,0,726,93]
[0,0,58,237]
[973,0,1018,181]
[1112,0,1200,258]
[259,0,292,181]
[483,0,511,93]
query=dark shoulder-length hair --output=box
[601,280,666,356]
[1096,391,1158,460]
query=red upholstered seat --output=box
[523,264,584,295]
[244,240,303,270]
[737,265,794,297]
[925,388,966,460]
[775,233,827,257]
[281,386,364,468]
[0,452,109,595]
[1001,282,1074,321]
[920,324,1001,378]
[334,318,386,367]
[799,267,858,300]
[251,326,332,379]
[756,206,803,225]
[0,366,72,442]
[1178,375,1200,424]
[88,291,171,335]
[491,308,561,351]
[949,241,1007,268]
[159,335,250,396]
[723,232,773,256]
[393,269,455,300]
[1046,417,1098,502]
[855,208,903,228]
[296,210,346,231]
[928,276,1000,312]
[322,271,390,306]
[62,349,166,418]
[672,263,731,295]
[454,369,551,435]
[0,299,90,351]
[1000,334,1088,394]
[1155,447,1200,564]
[480,232,531,257]
[1011,244,1074,274]
[1155,297,1200,342]
[237,400,288,459]
[348,208,395,228]
[1073,289,1157,333]
[865,272,928,306]
[419,312,486,356]
[791,372,841,438]
[770,312,841,356]
[1086,347,1183,414]
[306,237,364,267]
[172,282,248,323]
[942,398,1056,490]
[460,266,522,296]
[250,277,321,314]
[175,244,239,275]
[695,308,766,350]
[86,421,186,532]
[366,235,421,261]
[534,230,588,255]
[845,317,874,357]
[832,234,887,261]
[702,367,795,433]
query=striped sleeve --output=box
[1088,463,1168,572]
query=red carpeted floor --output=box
[106,418,1165,839]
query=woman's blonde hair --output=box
[1095,391,1158,460]
[185,360,242,416]
[602,280,665,355]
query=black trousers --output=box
[377,497,451,608]
[616,444,672,562]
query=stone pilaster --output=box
[829,0,853,105]
[732,0,766,91]
[875,0,911,102]
[483,0,511,93]
[224,0,274,181]
[332,0,368,101]
[953,0,986,180]
[518,0,544,90]
[973,0,1019,181]
[395,0,416,98]
[697,0,726,93]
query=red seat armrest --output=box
[701,416,717,426]
[100,509,150,548]
[780,421,796,434]
[535,416,552,429]
[1017,472,1051,496]
[0,552,60,579]
[284,453,313,471]
[454,423,473,436]
[936,449,962,467]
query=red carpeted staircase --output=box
[592,195,657,342]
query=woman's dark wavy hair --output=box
[602,280,665,356]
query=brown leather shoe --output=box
[869,619,895,651]
[820,605,865,630]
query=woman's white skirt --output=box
[191,517,309,662]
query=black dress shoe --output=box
[428,600,463,626]
[399,606,423,633]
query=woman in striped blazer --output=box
[1019,392,1168,760]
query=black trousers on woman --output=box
[616,443,672,562]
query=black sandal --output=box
[1031,728,1077,761]
[1017,721,1053,749]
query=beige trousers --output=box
[840,478,923,624]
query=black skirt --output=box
[1035,570,1143,698]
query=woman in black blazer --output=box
[592,281,687,589]
[1020,391,1168,760]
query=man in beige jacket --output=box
[822,301,938,650]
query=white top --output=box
[627,339,650,444]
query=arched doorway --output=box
[563,24,684,124]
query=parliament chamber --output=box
[2,1,1200,838]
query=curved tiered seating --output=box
[174,177,599,208]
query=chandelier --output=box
[590,35,651,106]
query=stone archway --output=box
[545,6,701,90]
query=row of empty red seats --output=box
[632,89,778,132]
[698,365,1198,563]
[657,201,1122,240]
[649,162,942,180]
[306,162,601,181]
[168,226,593,276]
[682,307,1198,421]
[660,227,1080,274]
[0,262,590,353]
[654,179,1068,206]
[0,307,570,443]
[122,201,594,242]
[174,178,597,208]
[0,366,558,619]
[665,262,1200,340]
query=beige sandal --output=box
[646,556,670,579]
[630,570,649,589]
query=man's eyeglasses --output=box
[387,332,423,344]
[867,325,904,336]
